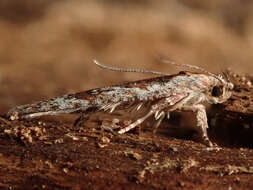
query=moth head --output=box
[208,74,234,104]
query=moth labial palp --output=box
[7,59,234,147]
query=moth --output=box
[7,60,234,147]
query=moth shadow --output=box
[154,109,253,148]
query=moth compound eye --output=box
[211,86,223,97]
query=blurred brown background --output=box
[0,0,253,114]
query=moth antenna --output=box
[221,71,230,82]
[160,59,214,76]
[93,60,170,76]
[160,59,225,83]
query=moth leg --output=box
[118,109,155,134]
[167,112,170,120]
[153,111,165,134]
[74,113,90,127]
[182,104,213,147]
